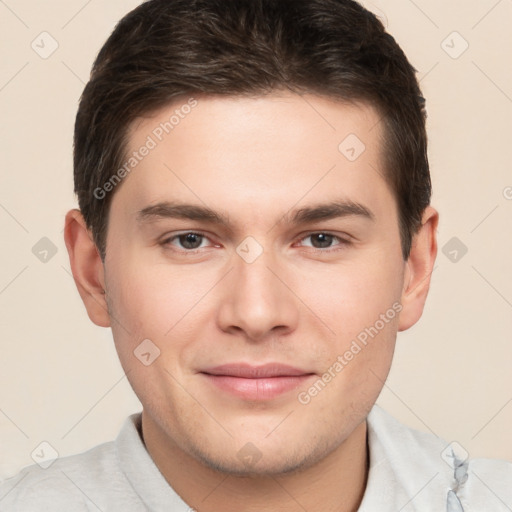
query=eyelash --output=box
[160,231,352,254]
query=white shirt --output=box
[1,405,510,511]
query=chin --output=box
[186,434,335,477]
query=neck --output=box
[141,412,369,512]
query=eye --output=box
[160,231,350,254]
[298,232,350,251]
[162,232,212,251]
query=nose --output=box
[215,248,300,343]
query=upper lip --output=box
[201,363,313,378]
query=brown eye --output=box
[309,233,335,248]
[162,232,210,251]
[176,233,204,249]
[297,232,351,252]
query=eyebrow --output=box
[136,199,374,227]
[285,200,374,225]
[137,202,230,226]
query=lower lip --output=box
[201,374,314,400]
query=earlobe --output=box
[63,209,111,328]
[398,206,439,332]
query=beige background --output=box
[0,0,511,479]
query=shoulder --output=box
[364,405,512,511]
[457,457,512,511]
[0,442,107,511]
[0,417,146,512]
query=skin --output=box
[64,92,438,512]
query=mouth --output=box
[199,363,316,401]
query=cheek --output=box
[104,251,224,386]
[104,258,203,402]
[294,252,404,344]
[295,262,400,417]
[107,256,207,337]
[290,249,403,409]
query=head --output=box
[65,0,437,476]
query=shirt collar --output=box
[357,404,454,511]
[116,413,191,511]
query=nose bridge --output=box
[216,241,299,341]
[235,248,277,303]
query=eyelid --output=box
[160,230,352,253]
[161,230,217,251]
[294,231,352,251]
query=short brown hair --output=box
[74,0,431,260]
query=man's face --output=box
[103,92,407,474]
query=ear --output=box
[398,205,439,332]
[64,209,111,327]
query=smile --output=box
[200,363,316,400]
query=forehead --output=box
[128,92,382,155]
[114,92,393,226]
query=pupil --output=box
[312,233,332,248]
[181,233,202,249]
